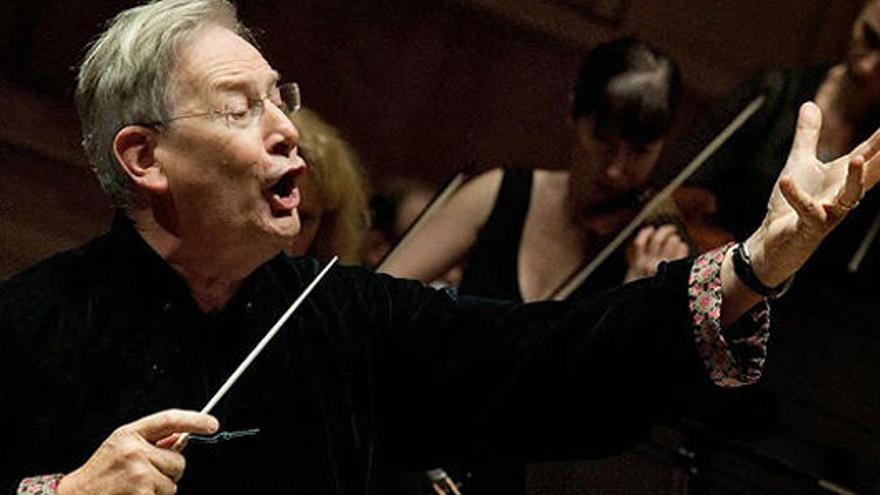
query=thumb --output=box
[130,409,219,443]
[789,102,822,164]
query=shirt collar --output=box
[106,211,301,316]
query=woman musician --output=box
[378,37,694,495]
[380,38,690,303]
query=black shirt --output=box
[1,213,709,494]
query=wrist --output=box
[743,228,784,288]
[736,238,793,299]
[54,472,79,495]
[719,244,763,326]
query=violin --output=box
[550,94,766,299]
[372,96,765,495]
[671,186,736,254]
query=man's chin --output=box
[263,211,301,243]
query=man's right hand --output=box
[56,409,219,495]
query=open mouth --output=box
[266,169,300,218]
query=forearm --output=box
[379,169,501,281]
[382,253,761,461]
[378,225,471,282]
[719,246,765,327]
[719,221,800,327]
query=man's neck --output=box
[127,209,274,313]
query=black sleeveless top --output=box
[454,168,630,495]
[458,168,627,302]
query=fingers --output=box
[865,152,880,192]
[61,411,204,495]
[842,117,880,191]
[648,224,678,254]
[658,230,689,260]
[154,476,177,495]
[633,224,689,259]
[111,457,177,495]
[625,224,688,282]
[851,124,880,166]
[789,102,823,163]
[779,175,823,224]
[632,225,655,252]
[121,460,178,495]
[155,433,183,450]
[147,446,187,482]
[131,409,219,443]
[835,155,866,208]
[668,236,690,259]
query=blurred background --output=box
[1,1,877,493]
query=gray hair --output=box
[76,0,250,207]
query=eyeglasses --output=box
[138,82,301,130]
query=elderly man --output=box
[1,1,878,494]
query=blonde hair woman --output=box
[287,108,371,264]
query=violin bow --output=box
[848,208,880,273]
[373,172,469,493]
[550,94,767,301]
[377,170,469,273]
[171,256,338,451]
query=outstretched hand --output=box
[746,101,880,287]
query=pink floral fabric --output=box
[17,474,63,495]
[689,242,770,387]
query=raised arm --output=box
[378,169,503,282]
[720,102,880,325]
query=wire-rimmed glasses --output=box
[137,82,301,130]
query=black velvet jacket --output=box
[0,214,709,494]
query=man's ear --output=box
[113,126,167,193]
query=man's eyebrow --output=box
[212,71,280,93]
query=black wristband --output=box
[731,242,793,299]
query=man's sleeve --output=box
[15,475,63,495]
[371,248,769,466]
[689,244,769,388]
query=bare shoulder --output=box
[445,168,505,225]
[461,168,504,197]
[377,168,506,279]
[532,168,569,197]
[533,168,568,184]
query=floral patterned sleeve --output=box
[17,474,63,494]
[689,243,771,388]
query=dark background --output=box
[1,1,876,493]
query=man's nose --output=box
[265,103,299,157]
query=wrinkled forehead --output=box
[172,24,278,104]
